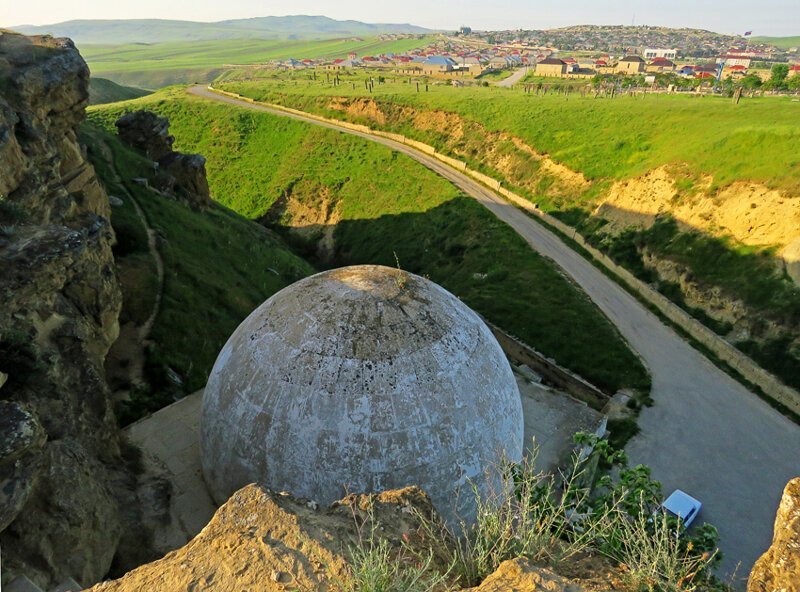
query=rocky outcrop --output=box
[86,484,449,592]
[465,558,584,592]
[0,401,47,532]
[115,110,173,161]
[748,477,800,592]
[115,110,210,209]
[154,151,211,210]
[0,31,155,589]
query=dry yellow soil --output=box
[595,167,800,282]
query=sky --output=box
[4,0,799,36]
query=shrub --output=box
[341,515,454,592]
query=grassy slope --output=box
[223,76,800,195]
[89,77,151,105]
[80,36,432,88]
[750,36,800,49]
[82,124,314,421]
[220,76,800,391]
[90,90,650,394]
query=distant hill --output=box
[750,35,800,49]
[12,15,432,44]
[89,77,151,105]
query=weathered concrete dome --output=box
[201,265,523,524]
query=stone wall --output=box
[483,321,609,409]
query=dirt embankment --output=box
[596,166,800,283]
[263,178,341,261]
[326,97,590,207]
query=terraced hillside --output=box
[89,90,650,396]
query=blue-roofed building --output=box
[422,56,457,74]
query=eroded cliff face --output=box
[0,31,144,588]
[748,477,800,592]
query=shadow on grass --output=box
[268,196,651,396]
[566,209,800,391]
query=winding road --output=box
[188,86,800,585]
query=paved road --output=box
[495,67,528,87]
[188,86,800,585]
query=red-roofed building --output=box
[789,65,800,78]
[647,57,676,72]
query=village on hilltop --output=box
[269,27,800,90]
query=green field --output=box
[82,124,314,422]
[221,74,800,196]
[90,89,650,395]
[751,36,800,49]
[80,36,433,88]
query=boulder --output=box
[115,111,173,161]
[748,477,800,592]
[155,152,210,209]
[462,558,584,592]
[1,441,122,588]
[86,484,451,592]
[115,110,211,209]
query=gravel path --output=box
[188,86,800,586]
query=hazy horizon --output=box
[4,0,799,37]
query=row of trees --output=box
[589,65,800,93]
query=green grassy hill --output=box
[89,89,650,396]
[222,75,800,196]
[81,124,314,423]
[750,36,800,49]
[217,76,800,393]
[89,77,151,105]
[14,15,432,44]
[79,36,432,88]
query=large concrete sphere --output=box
[201,265,523,524]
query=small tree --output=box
[771,63,789,83]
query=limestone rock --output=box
[1,441,122,588]
[154,152,210,209]
[748,477,800,592]
[0,402,47,531]
[115,111,173,161]
[463,558,584,592]
[86,484,451,592]
[115,110,211,209]
[0,31,148,589]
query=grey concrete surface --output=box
[201,265,523,526]
[188,86,800,585]
[126,392,216,547]
[121,372,591,548]
[517,371,602,472]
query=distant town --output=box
[269,27,799,91]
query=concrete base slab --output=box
[123,373,599,551]
[125,391,216,550]
[5,575,43,592]
[516,373,602,472]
